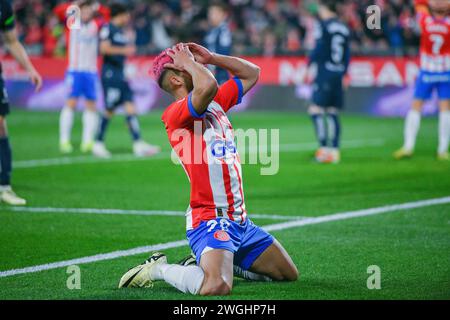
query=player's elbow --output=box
[251,65,261,83]
[199,77,219,101]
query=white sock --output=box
[153,264,204,295]
[403,110,421,152]
[82,110,98,145]
[233,265,272,282]
[438,110,450,154]
[59,106,74,144]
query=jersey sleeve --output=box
[213,77,244,113]
[0,0,15,32]
[162,94,204,130]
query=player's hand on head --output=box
[186,43,213,65]
[165,43,195,71]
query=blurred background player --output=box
[394,0,450,161]
[92,2,160,158]
[204,1,232,85]
[0,0,42,204]
[307,0,350,164]
[55,0,109,154]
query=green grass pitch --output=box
[0,109,449,300]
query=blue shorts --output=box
[312,74,344,109]
[102,77,133,110]
[414,71,450,100]
[186,218,274,270]
[65,71,98,101]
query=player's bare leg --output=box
[59,98,77,153]
[437,99,450,160]
[394,99,423,159]
[80,99,98,153]
[124,102,160,157]
[308,105,329,162]
[0,116,25,205]
[198,249,234,295]
[248,239,299,281]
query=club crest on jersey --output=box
[214,230,230,242]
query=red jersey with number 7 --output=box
[417,11,450,72]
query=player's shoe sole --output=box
[393,148,413,160]
[118,252,167,288]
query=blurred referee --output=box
[0,0,42,205]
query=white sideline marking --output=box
[7,206,306,221]
[13,139,384,169]
[1,196,448,279]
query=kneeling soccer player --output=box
[118,43,298,295]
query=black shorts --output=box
[312,74,344,109]
[0,76,10,117]
[102,77,133,111]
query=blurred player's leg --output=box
[93,110,113,159]
[395,100,423,159]
[81,99,98,153]
[124,102,161,157]
[0,91,25,205]
[308,105,328,162]
[80,73,99,153]
[326,107,341,163]
[395,101,423,159]
[437,99,449,160]
[59,98,76,154]
[395,71,431,159]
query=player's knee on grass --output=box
[65,98,78,109]
[200,276,232,296]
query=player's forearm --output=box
[5,39,37,74]
[183,60,218,112]
[209,53,260,81]
[100,45,128,56]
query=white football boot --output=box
[0,186,26,206]
[92,141,112,158]
[118,252,167,288]
[133,140,161,157]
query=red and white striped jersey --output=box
[66,21,100,73]
[162,78,246,230]
[54,3,109,73]
[417,12,450,72]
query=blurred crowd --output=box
[9,0,421,57]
